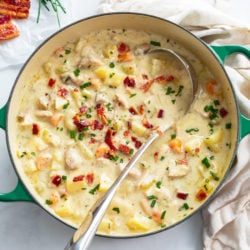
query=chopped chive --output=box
[129,93,137,98]
[63,102,70,109]
[214,100,220,106]
[80,82,92,89]
[160,210,167,219]
[62,175,67,181]
[150,199,157,208]
[112,207,120,214]
[89,184,100,195]
[65,49,71,54]
[225,123,232,129]
[148,195,156,200]
[210,171,220,181]
[78,133,84,140]
[171,134,176,139]
[150,40,161,46]
[129,148,134,155]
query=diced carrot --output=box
[35,154,52,170]
[50,112,63,127]
[95,143,110,158]
[169,138,183,154]
[206,79,222,96]
[117,51,134,62]
[152,211,163,223]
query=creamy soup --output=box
[16,29,232,236]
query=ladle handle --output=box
[65,131,162,250]
[0,104,33,202]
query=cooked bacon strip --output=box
[0,0,30,19]
[0,15,19,40]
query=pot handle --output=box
[211,45,250,140]
[0,104,34,202]
[0,104,7,130]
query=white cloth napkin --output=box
[98,0,250,249]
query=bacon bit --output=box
[129,106,139,115]
[52,175,62,186]
[92,120,104,130]
[73,88,79,92]
[196,188,207,201]
[155,75,166,83]
[0,0,31,19]
[124,76,136,88]
[79,106,88,114]
[127,121,132,130]
[219,107,228,118]
[90,137,97,144]
[118,144,131,155]
[104,129,117,151]
[57,87,68,98]
[142,74,148,80]
[195,147,200,153]
[96,103,108,125]
[176,192,188,200]
[140,79,154,93]
[86,173,94,184]
[73,114,90,132]
[32,123,40,135]
[48,78,56,88]
[177,159,188,165]
[0,15,19,40]
[131,136,142,149]
[154,152,159,162]
[157,109,164,118]
[152,211,163,223]
[169,138,182,154]
[118,42,129,53]
[138,104,145,115]
[165,75,175,82]
[73,175,85,182]
[123,130,130,137]
[142,117,154,129]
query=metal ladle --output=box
[65,48,198,250]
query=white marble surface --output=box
[0,1,249,250]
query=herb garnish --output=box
[37,0,66,26]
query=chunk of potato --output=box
[204,128,224,152]
[126,215,153,231]
[131,121,147,137]
[98,218,115,233]
[66,180,86,194]
[184,136,203,155]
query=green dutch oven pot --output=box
[0,13,249,236]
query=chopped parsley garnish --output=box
[89,184,100,195]
[64,49,71,54]
[156,181,162,189]
[73,68,80,77]
[201,157,211,168]
[112,207,120,214]
[69,130,76,139]
[183,203,189,210]
[210,171,220,181]
[225,123,232,129]
[166,86,175,95]
[80,82,92,89]
[204,104,219,120]
[185,128,199,133]
[63,102,70,109]
[109,62,115,68]
[175,85,184,96]
[45,199,53,205]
